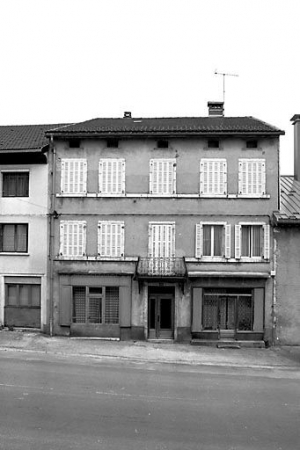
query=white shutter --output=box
[61,159,87,194]
[98,221,124,257]
[148,223,154,257]
[60,221,86,257]
[149,159,176,195]
[235,224,241,259]
[225,224,231,259]
[263,224,270,260]
[149,222,175,257]
[195,223,203,258]
[200,159,227,195]
[239,159,266,196]
[99,159,125,194]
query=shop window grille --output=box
[105,287,119,324]
[237,296,253,330]
[203,294,218,330]
[73,287,86,323]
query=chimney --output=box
[291,114,300,181]
[124,111,132,118]
[207,101,224,117]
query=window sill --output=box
[56,193,96,198]
[56,256,138,262]
[186,257,269,263]
[237,194,270,199]
[0,252,29,256]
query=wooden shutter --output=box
[60,221,86,257]
[225,224,231,259]
[149,223,175,257]
[200,159,227,195]
[195,223,203,258]
[119,286,131,327]
[99,159,125,194]
[239,159,265,196]
[253,288,264,331]
[61,159,87,194]
[263,224,270,260]
[149,159,176,195]
[235,224,241,259]
[98,221,124,257]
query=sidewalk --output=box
[0,329,299,370]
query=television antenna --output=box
[214,70,239,104]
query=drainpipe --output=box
[49,134,56,337]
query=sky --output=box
[0,0,299,174]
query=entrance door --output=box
[219,296,236,330]
[148,293,174,339]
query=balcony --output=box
[136,257,187,278]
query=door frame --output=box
[148,288,175,339]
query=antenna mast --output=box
[214,70,239,104]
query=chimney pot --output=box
[124,111,132,118]
[207,101,224,117]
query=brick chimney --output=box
[207,101,224,117]
[291,114,300,181]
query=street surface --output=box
[0,350,299,450]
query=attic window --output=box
[208,139,219,149]
[107,139,119,148]
[69,139,81,148]
[157,140,169,149]
[246,140,258,149]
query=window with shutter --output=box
[195,222,230,260]
[200,159,227,196]
[149,159,176,195]
[235,223,270,260]
[238,159,266,197]
[98,221,125,258]
[148,222,175,257]
[99,159,125,195]
[61,159,87,194]
[59,221,86,257]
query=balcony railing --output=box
[136,257,187,278]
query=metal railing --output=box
[136,257,187,277]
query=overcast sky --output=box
[0,0,299,174]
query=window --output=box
[0,224,28,252]
[69,139,81,148]
[208,139,219,148]
[72,286,119,324]
[148,222,175,258]
[196,223,231,259]
[107,139,119,148]
[149,159,176,195]
[6,283,40,307]
[246,140,258,149]
[59,221,86,257]
[99,159,125,195]
[98,221,125,258]
[238,159,266,196]
[61,159,87,194]
[235,223,270,260]
[157,139,169,148]
[2,172,29,197]
[200,159,227,195]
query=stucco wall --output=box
[274,227,300,345]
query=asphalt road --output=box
[0,351,299,450]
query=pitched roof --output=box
[46,116,284,137]
[0,124,65,152]
[273,176,300,224]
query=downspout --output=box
[49,134,56,336]
[271,233,277,346]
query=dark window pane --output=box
[208,139,219,148]
[213,225,223,256]
[203,225,211,256]
[73,287,86,323]
[7,285,18,306]
[3,173,29,197]
[105,287,119,324]
[89,298,102,323]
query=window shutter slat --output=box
[235,224,241,259]
[263,224,270,260]
[225,224,231,259]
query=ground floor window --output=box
[202,289,253,331]
[4,281,41,328]
[72,286,119,325]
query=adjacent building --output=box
[46,103,284,345]
[0,125,61,331]
[273,114,300,345]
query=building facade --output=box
[273,115,300,345]
[46,104,284,345]
[0,125,61,332]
